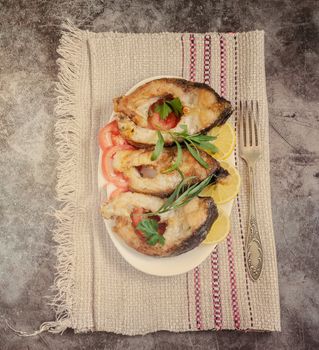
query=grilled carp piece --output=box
[112,147,228,197]
[101,192,218,256]
[114,78,233,147]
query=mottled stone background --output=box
[0,0,318,349]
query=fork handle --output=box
[246,165,263,281]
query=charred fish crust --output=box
[168,78,214,92]
[161,78,221,98]
[209,166,229,184]
[169,198,218,256]
[212,106,234,128]
[199,106,233,135]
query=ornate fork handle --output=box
[246,166,263,281]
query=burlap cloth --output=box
[52,23,280,334]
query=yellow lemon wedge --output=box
[207,122,236,160]
[203,208,230,244]
[200,161,240,204]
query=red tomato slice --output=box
[98,120,122,150]
[101,145,133,188]
[98,126,113,150]
[111,133,127,146]
[148,97,181,130]
[131,207,146,239]
[107,120,120,134]
[149,215,167,235]
[135,229,145,239]
[109,187,127,200]
[131,207,145,227]
[131,210,167,238]
[148,111,179,130]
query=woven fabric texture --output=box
[54,26,281,335]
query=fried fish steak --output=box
[112,147,228,197]
[101,192,218,257]
[114,78,233,147]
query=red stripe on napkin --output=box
[220,34,241,329]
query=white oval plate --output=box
[98,76,235,276]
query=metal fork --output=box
[239,101,263,281]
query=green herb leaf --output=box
[198,141,219,153]
[185,141,209,168]
[176,167,185,180]
[154,97,183,120]
[166,97,183,116]
[162,141,183,173]
[147,235,158,245]
[191,134,217,142]
[151,131,164,161]
[188,134,219,153]
[175,124,189,137]
[158,235,165,245]
[136,219,166,246]
[170,126,219,161]
[155,102,172,120]
[137,219,158,236]
[180,124,188,132]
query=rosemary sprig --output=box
[156,174,213,214]
[136,219,165,246]
[137,174,214,244]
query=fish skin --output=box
[115,78,233,147]
[112,147,228,197]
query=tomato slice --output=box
[109,187,127,200]
[147,97,181,130]
[107,120,120,134]
[148,111,179,130]
[98,126,113,150]
[111,133,127,146]
[130,209,167,239]
[98,120,124,150]
[149,215,167,235]
[131,207,146,239]
[131,207,145,227]
[101,144,133,188]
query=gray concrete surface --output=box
[0,0,318,349]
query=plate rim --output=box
[98,75,234,276]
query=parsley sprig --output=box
[136,219,165,246]
[135,174,214,245]
[151,125,218,170]
[155,97,183,120]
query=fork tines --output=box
[239,100,260,148]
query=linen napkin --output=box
[51,23,280,334]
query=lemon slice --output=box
[203,208,230,244]
[207,122,236,160]
[200,161,240,204]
